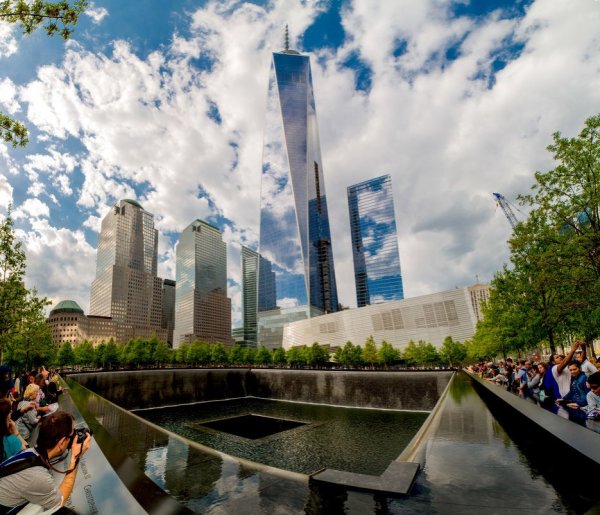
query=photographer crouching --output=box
[0,412,92,514]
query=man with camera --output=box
[0,411,92,513]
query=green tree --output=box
[520,114,600,347]
[286,345,306,368]
[0,0,88,147]
[361,336,378,369]
[378,340,398,368]
[0,209,50,363]
[103,339,119,369]
[188,341,210,366]
[57,341,75,367]
[307,342,328,368]
[272,347,286,366]
[153,341,171,367]
[210,343,228,366]
[255,346,272,366]
[228,344,244,365]
[74,340,95,367]
[176,342,190,364]
[439,336,467,368]
[242,347,256,365]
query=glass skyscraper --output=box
[347,174,404,307]
[257,42,339,346]
[89,199,164,334]
[173,219,232,347]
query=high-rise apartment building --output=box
[348,174,404,307]
[173,219,233,347]
[89,199,167,341]
[257,40,339,347]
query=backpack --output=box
[0,449,45,479]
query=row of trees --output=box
[49,335,468,370]
[471,115,600,361]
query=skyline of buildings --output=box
[256,42,339,347]
[46,42,486,351]
[348,174,405,307]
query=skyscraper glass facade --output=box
[89,199,164,331]
[241,246,258,346]
[257,47,339,345]
[347,174,404,307]
[173,219,232,347]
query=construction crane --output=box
[492,192,520,228]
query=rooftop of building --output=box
[122,199,143,209]
[50,300,84,316]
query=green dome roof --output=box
[50,300,84,316]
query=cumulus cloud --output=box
[0,22,17,58]
[0,78,20,114]
[16,221,96,313]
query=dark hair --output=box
[588,372,600,387]
[568,360,582,369]
[35,412,74,457]
[0,399,12,460]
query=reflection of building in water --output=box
[468,283,490,321]
[257,37,339,347]
[283,285,487,351]
[173,219,233,347]
[347,174,404,307]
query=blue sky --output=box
[0,0,599,327]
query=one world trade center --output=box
[256,34,339,347]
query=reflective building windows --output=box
[347,175,404,307]
[258,47,339,347]
[174,220,233,347]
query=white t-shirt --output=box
[551,364,571,398]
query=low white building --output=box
[282,285,488,351]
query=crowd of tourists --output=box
[0,366,92,513]
[471,341,600,427]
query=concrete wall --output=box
[69,369,453,411]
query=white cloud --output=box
[17,220,96,313]
[85,5,109,24]
[0,78,20,114]
[0,21,17,58]
[0,173,13,213]
[14,198,50,220]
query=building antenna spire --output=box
[284,24,290,52]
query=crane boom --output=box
[493,192,519,228]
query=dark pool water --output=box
[135,398,429,475]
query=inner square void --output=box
[199,413,306,439]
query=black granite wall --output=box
[68,369,453,411]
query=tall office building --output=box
[173,219,233,347]
[348,174,404,307]
[257,38,339,347]
[241,246,258,346]
[161,279,176,346]
[89,199,166,340]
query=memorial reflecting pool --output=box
[135,399,428,475]
[67,370,598,513]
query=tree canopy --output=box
[474,114,600,358]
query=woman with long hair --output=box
[0,399,26,461]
